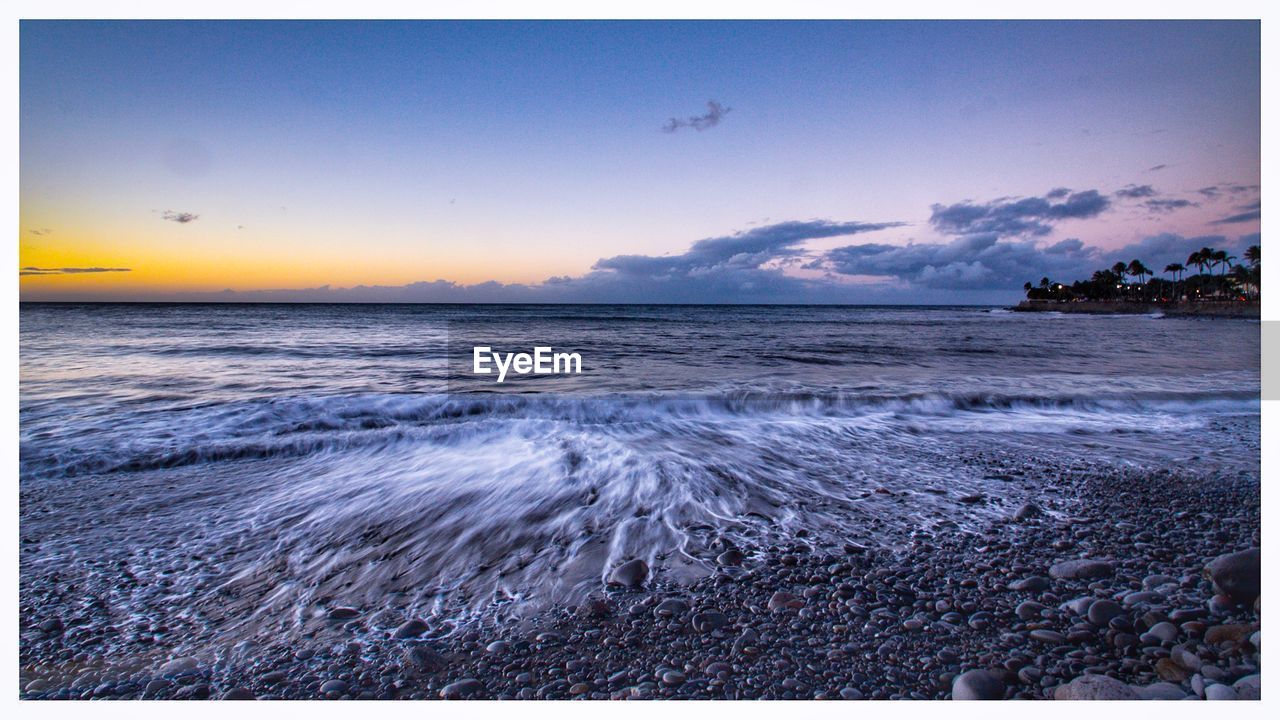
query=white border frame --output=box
[5,3,1271,719]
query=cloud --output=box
[929,189,1111,237]
[1211,209,1261,225]
[1143,198,1196,213]
[1115,184,1157,199]
[1108,185,1197,214]
[592,219,905,276]
[814,231,1254,290]
[27,228,52,236]
[161,210,199,224]
[20,266,131,276]
[1148,164,1168,172]
[662,100,731,133]
[1197,183,1260,199]
[817,234,1095,290]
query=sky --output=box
[19,20,1261,303]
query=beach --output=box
[18,304,1261,699]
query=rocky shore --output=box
[1011,300,1260,319]
[21,456,1260,701]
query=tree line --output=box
[1024,245,1260,303]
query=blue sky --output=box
[20,20,1261,302]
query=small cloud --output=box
[1210,209,1261,225]
[1143,198,1195,214]
[1045,187,1071,199]
[1115,184,1157,199]
[28,228,53,236]
[1198,183,1260,199]
[1148,164,1168,172]
[662,100,731,133]
[20,266,131,276]
[161,210,199,224]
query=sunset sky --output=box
[20,20,1260,303]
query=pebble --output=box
[1233,674,1261,701]
[393,619,428,639]
[608,559,650,588]
[1015,601,1046,620]
[692,610,729,632]
[1170,645,1202,672]
[716,549,745,566]
[661,670,686,686]
[654,598,689,618]
[1009,576,1050,592]
[1028,629,1066,644]
[402,644,448,673]
[319,679,348,695]
[1204,683,1239,701]
[1048,559,1115,580]
[767,591,804,611]
[440,678,484,699]
[157,657,199,677]
[1203,620,1254,640]
[1121,591,1162,607]
[1053,674,1139,700]
[1143,621,1178,644]
[1063,596,1095,615]
[1013,502,1043,521]
[1086,599,1123,626]
[1204,548,1260,606]
[220,688,256,700]
[1134,682,1186,700]
[951,669,1005,700]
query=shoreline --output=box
[20,454,1261,700]
[1010,300,1260,319]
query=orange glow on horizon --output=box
[18,225,583,296]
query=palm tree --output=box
[1186,248,1214,300]
[1211,250,1233,277]
[1164,263,1184,301]
[1188,247,1214,276]
[1244,245,1260,268]
[1230,264,1253,299]
[1126,260,1150,301]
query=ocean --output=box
[19,303,1260,645]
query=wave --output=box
[19,385,1260,643]
[19,388,1259,479]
